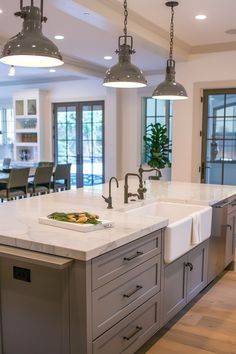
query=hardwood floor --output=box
[137,260,236,354]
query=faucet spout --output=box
[102,176,119,209]
[124,173,146,203]
[109,177,119,197]
[138,164,162,180]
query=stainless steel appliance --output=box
[208,195,236,283]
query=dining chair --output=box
[28,166,53,196]
[2,158,11,169]
[51,163,71,192]
[0,168,30,202]
[38,161,54,167]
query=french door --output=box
[53,101,104,188]
[201,89,236,185]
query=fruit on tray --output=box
[47,212,101,225]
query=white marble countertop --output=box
[144,180,236,206]
[0,184,168,261]
[0,179,235,261]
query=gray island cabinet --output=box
[0,229,163,354]
[162,240,209,324]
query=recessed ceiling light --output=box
[54,35,64,40]
[84,12,90,15]
[104,56,112,60]
[195,14,207,20]
[0,10,3,14]
[49,68,56,73]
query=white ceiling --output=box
[0,0,235,85]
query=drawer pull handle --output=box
[123,285,143,298]
[123,251,143,261]
[123,326,143,341]
[227,224,232,231]
[185,262,193,271]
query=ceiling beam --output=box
[48,0,190,61]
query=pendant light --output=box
[0,0,64,68]
[152,1,188,100]
[103,0,147,88]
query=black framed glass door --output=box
[201,89,236,185]
[54,101,104,188]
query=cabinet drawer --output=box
[92,255,161,339]
[93,293,161,354]
[92,230,162,289]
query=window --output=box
[142,98,173,162]
[201,89,236,185]
[0,108,14,162]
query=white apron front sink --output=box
[124,202,212,263]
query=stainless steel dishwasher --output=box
[208,195,236,284]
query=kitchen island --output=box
[0,180,235,354]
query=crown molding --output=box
[63,55,106,78]
[0,75,84,87]
[190,41,236,55]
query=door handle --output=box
[77,154,83,164]
[185,262,193,271]
[123,251,143,261]
[123,285,143,298]
[123,326,142,341]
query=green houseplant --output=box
[143,123,171,178]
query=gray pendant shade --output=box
[103,43,147,88]
[152,59,188,100]
[0,5,63,68]
[152,1,188,100]
[103,0,146,89]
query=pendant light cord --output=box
[123,0,128,44]
[169,5,174,60]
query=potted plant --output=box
[143,122,171,179]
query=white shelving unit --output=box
[13,90,46,164]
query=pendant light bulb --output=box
[0,0,64,68]
[103,0,147,88]
[152,1,188,100]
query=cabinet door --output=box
[225,213,235,267]
[93,294,161,354]
[163,255,187,323]
[186,241,208,303]
[27,99,37,116]
[15,99,24,116]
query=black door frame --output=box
[201,88,236,184]
[53,101,105,188]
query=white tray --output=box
[39,217,114,233]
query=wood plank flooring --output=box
[137,259,236,354]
